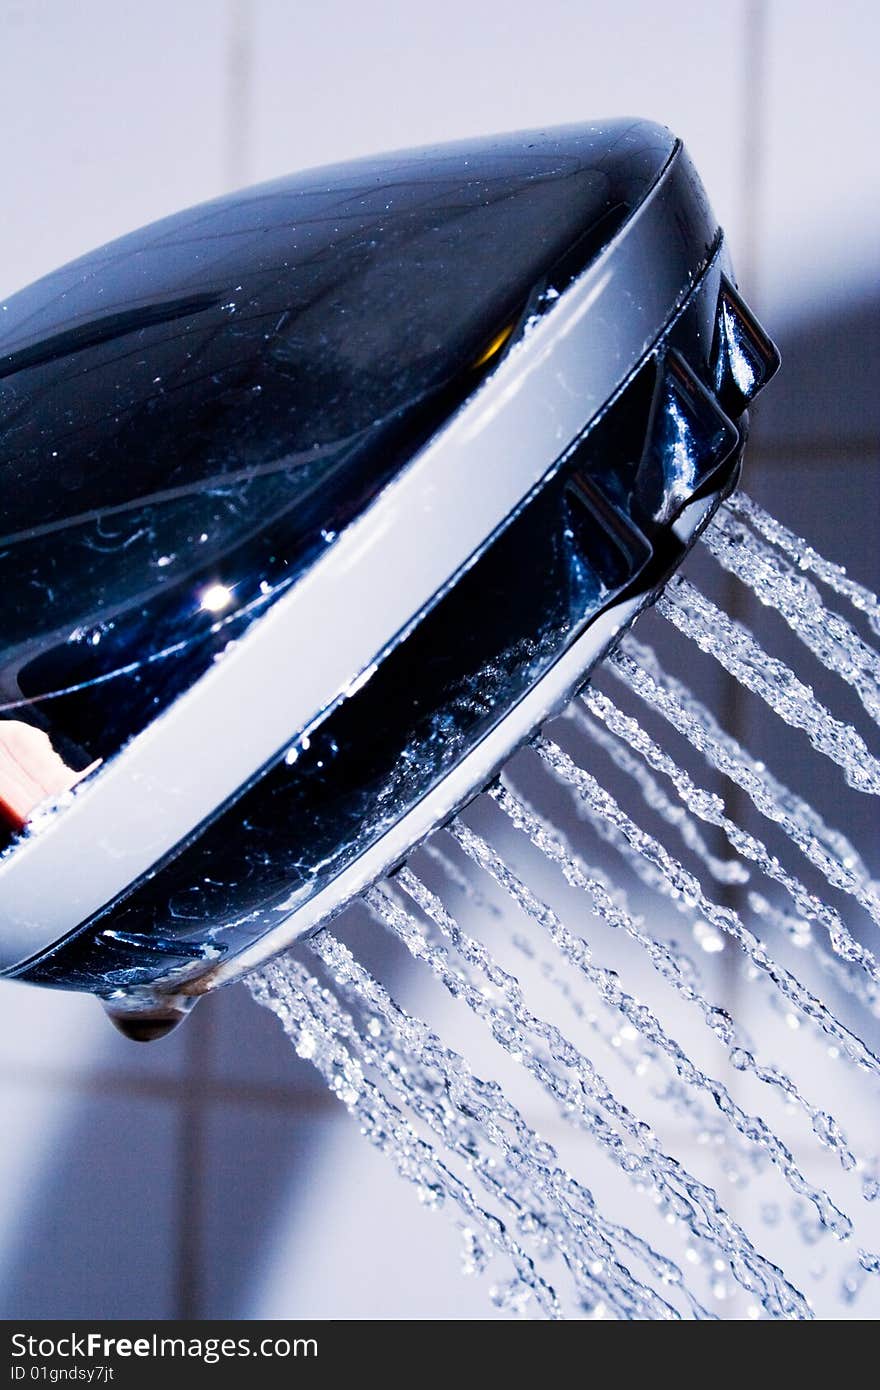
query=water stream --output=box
[248,493,880,1318]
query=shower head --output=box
[0,120,778,1037]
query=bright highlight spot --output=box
[200,583,233,613]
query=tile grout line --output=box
[0,1057,339,1110]
[712,0,771,951]
[745,438,877,463]
[225,0,256,192]
[713,0,772,1232]
[176,1002,213,1319]
[739,0,769,305]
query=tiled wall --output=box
[0,0,876,1318]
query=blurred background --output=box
[0,0,876,1319]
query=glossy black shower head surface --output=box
[0,120,779,1038]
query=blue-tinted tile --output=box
[0,1083,178,1318]
[200,978,332,1098]
[204,1101,506,1319]
[0,0,228,299]
[0,978,190,1084]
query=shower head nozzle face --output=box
[0,120,779,1028]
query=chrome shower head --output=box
[0,120,779,1037]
